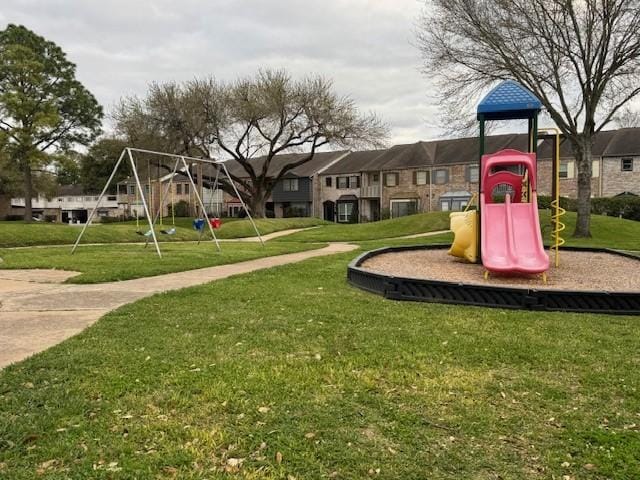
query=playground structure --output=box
[348,80,640,314]
[71,148,263,257]
[447,80,561,282]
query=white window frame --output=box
[337,202,354,222]
[384,172,399,187]
[621,157,634,172]
[390,199,419,219]
[469,165,479,183]
[434,169,448,185]
[416,171,429,185]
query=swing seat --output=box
[160,227,176,235]
[192,219,205,231]
[210,218,222,229]
[136,230,153,237]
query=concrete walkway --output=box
[0,243,357,368]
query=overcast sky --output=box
[1,0,444,145]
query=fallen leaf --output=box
[258,406,270,414]
[304,432,316,439]
[226,458,244,467]
[276,451,283,464]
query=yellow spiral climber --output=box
[550,198,565,268]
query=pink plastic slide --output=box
[480,149,549,275]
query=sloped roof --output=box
[477,80,542,120]
[602,128,640,157]
[536,128,640,159]
[321,150,386,175]
[225,150,349,178]
[370,142,434,170]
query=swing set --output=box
[72,147,263,257]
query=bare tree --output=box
[615,106,640,128]
[417,0,640,237]
[114,69,387,217]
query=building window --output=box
[371,173,380,184]
[176,184,182,195]
[349,176,360,188]
[592,160,600,178]
[325,176,332,187]
[144,185,150,194]
[67,197,73,202]
[337,202,354,222]
[468,165,479,183]
[283,178,299,192]
[622,157,634,172]
[415,171,429,185]
[434,169,448,185]
[183,184,189,195]
[559,161,575,179]
[390,199,418,218]
[440,200,450,211]
[84,196,92,201]
[107,196,117,201]
[128,185,135,195]
[384,172,399,187]
[337,177,349,189]
[228,205,241,217]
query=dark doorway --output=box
[323,200,335,222]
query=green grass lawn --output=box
[539,210,640,250]
[1,248,638,479]
[0,217,326,248]
[278,211,451,242]
[0,242,323,284]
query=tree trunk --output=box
[23,163,34,223]
[572,138,592,238]
[246,190,267,218]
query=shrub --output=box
[169,200,190,217]
[538,194,640,221]
[591,195,640,221]
[537,195,577,212]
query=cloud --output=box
[2,0,442,143]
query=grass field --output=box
[0,214,639,478]
[0,242,323,284]
[278,211,451,242]
[0,217,326,248]
[1,245,638,479]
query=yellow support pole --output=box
[538,128,565,267]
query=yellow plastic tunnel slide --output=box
[448,210,478,263]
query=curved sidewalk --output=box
[0,243,357,369]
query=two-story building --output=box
[11,185,120,223]
[316,128,640,222]
[225,151,350,218]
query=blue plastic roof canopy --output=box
[477,80,542,121]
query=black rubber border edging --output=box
[347,244,640,315]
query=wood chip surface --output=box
[361,249,640,292]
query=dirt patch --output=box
[361,249,640,292]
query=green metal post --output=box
[477,117,485,263]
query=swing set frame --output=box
[71,147,264,258]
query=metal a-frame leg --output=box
[71,149,126,254]
[128,149,162,258]
[180,156,221,252]
[221,162,264,246]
